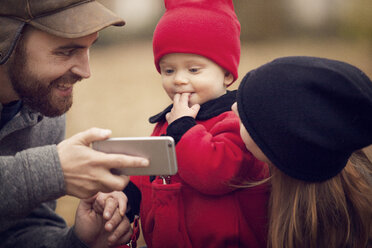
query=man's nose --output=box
[71,50,91,79]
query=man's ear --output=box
[224,72,234,86]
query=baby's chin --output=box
[190,95,213,106]
[188,94,200,106]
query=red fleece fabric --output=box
[131,111,269,248]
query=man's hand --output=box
[74,191,132,247]
[57,128,149,199]
[166,93,200,124]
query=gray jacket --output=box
[0,104,87,247]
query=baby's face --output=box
[159,53,233,106]
[231,102,271,164]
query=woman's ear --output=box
[224,71,234,86]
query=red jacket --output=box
[131,91,269,248]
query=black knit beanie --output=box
[236,56,372,182]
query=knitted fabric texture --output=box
[236,56,372,182]
[153,0,241,83]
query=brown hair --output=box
[6,25,32,65]
[267,154,372,248]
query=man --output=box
[0,0,147,247]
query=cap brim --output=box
[0,17,25,65]
[29,1,125,38]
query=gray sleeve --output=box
[0,115,88,247]
[0,201,88,248]
[0,113,89,247]
[0,145,66,218]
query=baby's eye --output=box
[189,67,200,73]
[163,68,174,74]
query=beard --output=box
[7,41,82,117]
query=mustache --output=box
[50,72,83,87]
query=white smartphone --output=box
[92,136,178,176]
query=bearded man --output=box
[0,1,147,247]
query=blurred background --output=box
[56,0,372,246]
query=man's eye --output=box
[56,50,74,56]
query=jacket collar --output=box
[0,103,45,140]
[149,90,237,123]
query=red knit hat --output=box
[153,0,241,83]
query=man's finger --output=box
[71,127,112,146]
[97,174,131,193]
[97,153,149,169]
[107,215,132,246]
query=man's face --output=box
[6,27,98,117]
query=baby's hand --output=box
[166,93,200,124]
[93,191,127,231]
[76,191,132,247]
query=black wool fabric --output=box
[236,56,372,182]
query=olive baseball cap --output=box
[0,0,125,65]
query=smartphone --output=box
[92,136,178,176]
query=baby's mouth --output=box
[176,91,193,95]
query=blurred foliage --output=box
[97,0,372,47]
[338,0,372,44]
[235,0,372,45]
[234,0,289,40]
